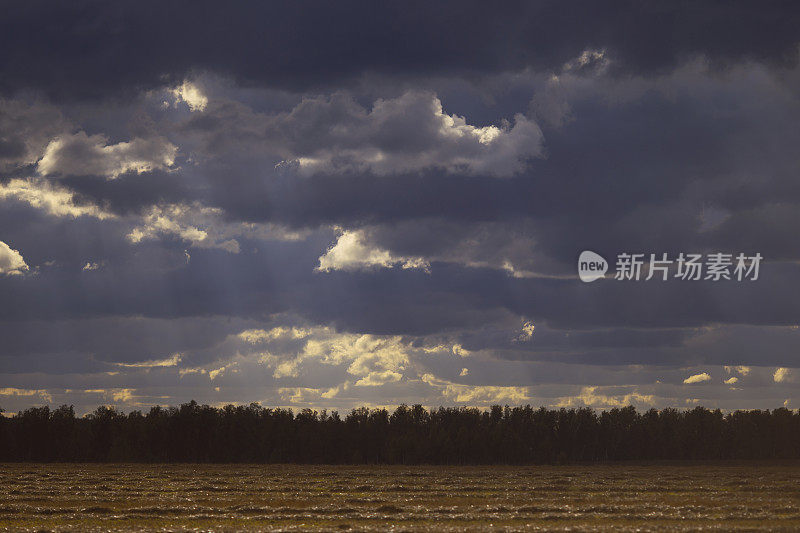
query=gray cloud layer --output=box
[1,3,799,414]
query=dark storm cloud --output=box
[180,90,543,177]
[180,66,799,252]
[62,170,199,216]
[0,317,254,368]
[302,261,800,335]
[0,98,65,171]
[2,3,800,411]
[2,1,799,101]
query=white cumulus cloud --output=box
[185,90,544,178]
[683,372,712,384]
[37,131,177,179]
[169,81,208,112]
[127,203,305,253]
[317,229,429,272]
[0,241,29,276]
[774,367,790,383]
[280,91,543,178]
[0,178,115,219]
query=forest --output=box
[1,402,799,463]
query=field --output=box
[1,464,799,531]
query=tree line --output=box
[1,401,798,463]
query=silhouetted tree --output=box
[0,402,798,463]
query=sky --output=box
[1,1,800,415]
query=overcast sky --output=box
[1,1,799,414]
